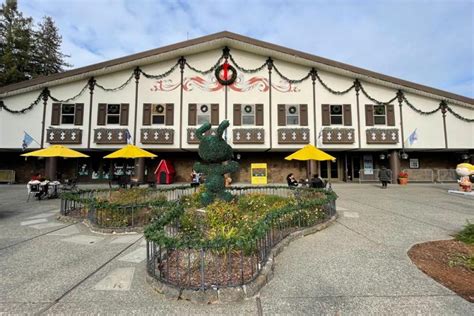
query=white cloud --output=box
[19,0,474,98]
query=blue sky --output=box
[20,0,474,98]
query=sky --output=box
[19,0,474,98]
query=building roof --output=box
[0,31,473,106]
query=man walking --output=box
[378,166,392,189]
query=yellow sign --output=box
[251,163,267,185]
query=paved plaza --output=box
[0,183,473,315]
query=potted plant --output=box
[398,171,408,185]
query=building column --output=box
[389,150,400,183]
[136,158,145,182]
[45,157,58,180]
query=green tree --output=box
[32,16,71,76]
[0,0,34,86]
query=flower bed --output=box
[144,187,337,302]
[59,185,195,230]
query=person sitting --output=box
[286,173,298,187]
[31,173,44,181]
[224,174,232,187]
[310,173,326,189]
[191,169,200,187]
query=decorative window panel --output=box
[47,128,82,144]
[277,128,310,144]
[366,128,399,144]
[322,128,355,144]
[233,128,265,144]
[94,128,129,144]
[140,128,174,144]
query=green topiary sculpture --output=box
[194,120,239,206]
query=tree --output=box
[32,16,71,76]
[0,0,35,86]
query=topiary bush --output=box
[193,120,239,205]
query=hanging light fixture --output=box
[400,151,409,160]
[379,153,386,160]
[461,153,469,160]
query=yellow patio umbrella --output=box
[103,144,157,159]
[21,145,89,158]
[285,144,336,162]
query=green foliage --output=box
[194,120,240,205]
[455,221,474,244]
[144,188,337,253]
[448,253,474,271]
[0,1,70,87]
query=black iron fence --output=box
[60,185,195,229]
[146,188,336,290]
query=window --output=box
[286,104,299,125]
[242,104,255,125]
[61,104,75,124]
[373,105,386,125]
[197,104,211,125]
[330,105,343,125]
[107,104,121,124]
[151,104,165,125]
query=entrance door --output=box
[318,155,341,182]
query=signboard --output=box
[363,155,374,175]
[409,158,419,169]
[251,163,267,185]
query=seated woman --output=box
[286,173,298,187]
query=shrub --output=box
[455,221,474,244]
[398,171,408,178]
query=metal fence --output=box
[60,186,195,229]
[436,169,458,183]
[402,169,434,182]
[146,190,336,290]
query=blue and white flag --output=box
[407,129,418,146]
[125,130,132,144]
[21,132,34,150]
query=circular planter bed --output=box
[144,187,337,303]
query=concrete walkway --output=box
[0,183,472,314]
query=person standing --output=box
[378,166,392,189]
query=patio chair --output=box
[27,181,41,202]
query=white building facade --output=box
[0,32,473,183]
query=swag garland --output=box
[272,64,312,84]
[228,53,268,73]
[1,47,472,123]
[185,55,225,75]
[0,91,44,114]
[139,61,180,79]
[358,82,398,105]
[402,94,441,115]
[94,73,135,92]
[48,82,89,103]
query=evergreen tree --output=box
[0,0,34,86]
[32,16,71,76]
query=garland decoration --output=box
[185,55,224,75]
[1,47,472,123]
[228,53,268,73]
[445,104,474,122]
[272,64,311,84]
[139,61,180,79]
[359,82,398,105]
[402,94,441,115]
[0,91,44,114]
[95,73,134,92]
[48,82,89,103]
[314,70,355,95]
